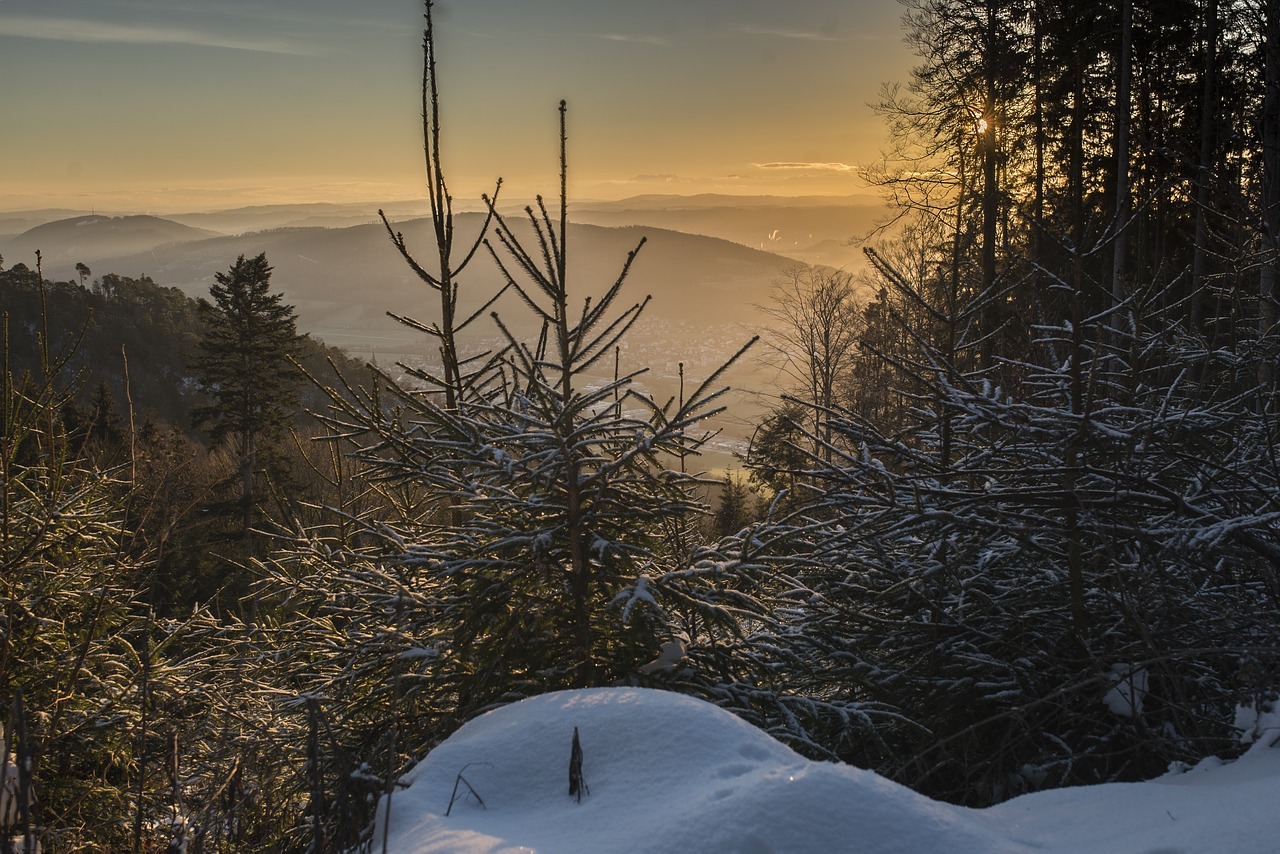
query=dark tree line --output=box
[861,0,1278,362]
[738,0,1280,803]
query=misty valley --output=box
[0,197,880,471]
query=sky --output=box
[0,0,913,213]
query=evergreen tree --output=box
[0,285,200,852]
[191,253,302,539]
[710,473,759,539]
[749,258,1280,803]
[284,101,757,710]
[246,101,770,853]
[378,0,502,414]
[727,0,1280,802]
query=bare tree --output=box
[757,266,862,459]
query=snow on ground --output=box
[375,687,1280,854]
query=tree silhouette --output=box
[191,253,302,539]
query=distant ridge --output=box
[6,215,220,268]
[0,193,885,233]
[0,209,134,237]
[91,214,799,335]
[578,192,884,211]
[165,200,433,235]
[0,202,868,343]
[0,205,834,468]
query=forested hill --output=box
[5,214,219,266]
[0,261,364,431]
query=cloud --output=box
[753,162,855,172]
[629,173,684,183]
[595,33,671,47]
[111,1,400,34]
[0,15,316,55]
[737,25,842,42]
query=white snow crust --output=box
[376,687,1280,854]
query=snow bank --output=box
[376,687,1280,854]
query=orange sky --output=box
[0,0,914,212]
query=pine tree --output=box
[249,106,766,846]
[710,473,758,539]
[736,240,1280,802]
[191,253,302,539]
[378,0,502,414]
[0,277,203,852]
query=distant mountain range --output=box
[0,195,885,466]
[0,195,884,350]
[10,214,788,347]
[0,193,884,273]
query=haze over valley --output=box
[1,194,884,468]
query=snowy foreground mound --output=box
[376,688,1279,854]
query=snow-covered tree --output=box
[280,98,754,709]
[0,272,184,851]
[737,244,1280,802]
[244,82,761,852]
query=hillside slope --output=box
[74,213,800,356]
[3,214,220,269]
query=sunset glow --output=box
[0,0,911,212]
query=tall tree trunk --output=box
[1261,0,1280,391]
[1033,0,1045,269]
[1066,37,1089,649]
[1191,0,1219,337]
[241,429,255,541]
[942,145,968,470]
[423,1,461,412]
[980,0,1000,368]
[550,102,594,688]
[1111,0,1132,325]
